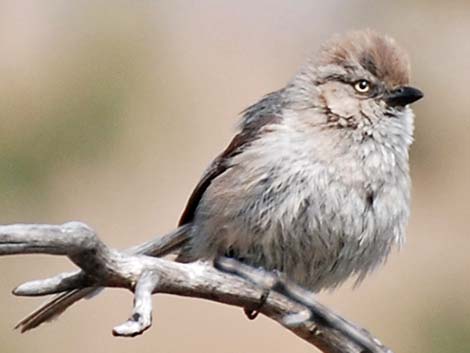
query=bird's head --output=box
[288,30,423,132]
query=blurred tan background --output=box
[0,1,469,352]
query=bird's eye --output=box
[354,80,370,93]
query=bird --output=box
[15,29,422,332]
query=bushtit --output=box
[17,29,422,331]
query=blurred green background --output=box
[0,1,469,353]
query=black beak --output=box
[384,86,423,107]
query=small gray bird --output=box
[17,29,422,331]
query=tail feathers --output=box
[15,225,191,332]
[129,224,191,257]
[16,287,98,332]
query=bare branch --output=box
[215,257,392,353]
[11,225,192,298]
[0,222,393,353]
[113,271,160,337]
[13,272,87,297]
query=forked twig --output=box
[0,222,393,353]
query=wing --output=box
[178,140,233,226]
[178,113,282,226]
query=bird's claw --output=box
[244,289,270,320]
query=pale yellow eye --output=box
[354,80,370,93]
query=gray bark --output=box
[0,222,393,353]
